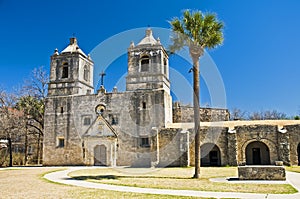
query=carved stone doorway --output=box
[94,145,107,166]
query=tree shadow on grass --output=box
[71,175,193,181]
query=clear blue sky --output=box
[0,0,300,116]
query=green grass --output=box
[41,168,214,198]
[69,190,212,199]
[0,167,215,199]
[40,168,69,185]
[286,166,300,173]
[69,167,297,194]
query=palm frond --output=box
[169,10,224,52]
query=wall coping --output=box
[166,120,300,129]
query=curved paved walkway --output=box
[44,167,300,199]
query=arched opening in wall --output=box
[140,55,150,72]
[246,141,270,165]
[83,65,89,81]
[201,143,221,166]
[297,143,300,166]
[61,62,69,78]
[94,144,107,166]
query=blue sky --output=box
[0,0,300,116]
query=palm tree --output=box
[170,10,224,178]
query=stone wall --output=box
[43,96,86,166]
[158,128,189,167]
[185,124,300,167]
[173,103,229,123]
[188,126,229,166]
[235,125,279,165]
[238,166,286,180]
[43,88,172,167]
[285,125,300,165]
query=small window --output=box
[140,55,149,72]
[83,65,89,81]
[140,137,150,148]
[83,117,91,125]
[109,114,118,125]
[62,63,69,78]
[142,102,147,109]
[112,116,118,125]
[60,107,64,114]
[58,138,64,148]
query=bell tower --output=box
[48,37,94,96]
[126,28,170,94]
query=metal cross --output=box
[99,71,106,86]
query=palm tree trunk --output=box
[192,57,201,178]
[190,45,203,179]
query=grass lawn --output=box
[69,167,297,194]
[0,167,206,199]
[286,166,300,173]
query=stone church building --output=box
[43,29,300,167]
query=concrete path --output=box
[44,167,300,199]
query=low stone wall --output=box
[238,166,286,180]
[173,104,229,123]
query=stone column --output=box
[179,130,190,167]
[227,128,238,166]
[277,128,290,165]
[150,127,159,167]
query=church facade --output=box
[43,29,300,167]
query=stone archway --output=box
[201,143,221,166]
[297,143,300,166]
[246,141,270,165]
[94,145,107,166]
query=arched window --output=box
[61,62,69,78]
[83,65,89,81]
[140,55,150,72]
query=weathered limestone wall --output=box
[44,87,172,167]
[238,166,286,180]
[43,144,83,166]
[227,130,238,166]
[189,127,229,166]
[110,90,170,166]
[285,125,300,165]
[235,125,280,165]
[173,104,229,123]
[158,128,189,167]
[43,96,85,165]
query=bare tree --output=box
[22,66,48,100]
[248,110,287,120]
[17,66,49,164]
[0,89,26,166]
[230,108,247,120]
